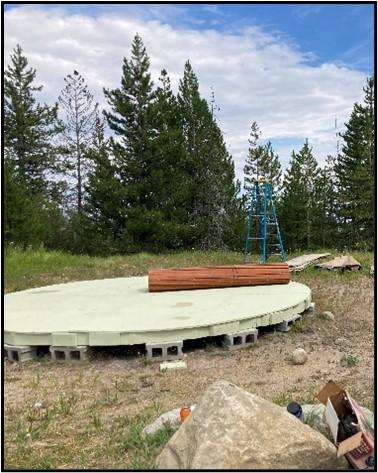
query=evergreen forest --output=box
[4,36,375,256]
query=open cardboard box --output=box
[317,381,363,457]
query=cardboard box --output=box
[317,381,362,457]
[317,381,374,468]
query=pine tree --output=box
[4,157,43,245]
[103,34,156,250]
[177,60,209,246]
[334,77,375,248]
[260,141,282,195]
[279,141,320,250]
[4,44,61,194]
[244,123,282,196]
[58,70,98,212]
[4,45,63,247]
[312,155,339,248]
[177,61,240,249]
[203,92,241,249]
[149,69,191,248]
[244,121,263,192]
[80,117,126,254]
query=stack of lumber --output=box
[148,264,290,292]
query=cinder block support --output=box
[274,313,302,332]
[4,344,37,362]
[49,345,89,362]
[222,328,258,351]
[303,302,315,317]
[145,341,183,361]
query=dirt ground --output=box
[4,275,375,469]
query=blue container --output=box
[287,401,303,420]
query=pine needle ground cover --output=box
[4,248,374,469]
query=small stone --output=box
[34,402,42,410]
[292,348,308,365]
[335,337,348,347]
[321,311,335,321]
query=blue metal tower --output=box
[243,179,286,263]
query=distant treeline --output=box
[4,36,375,255]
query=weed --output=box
[13,418,29,444]
[119,412,175,469]
[90,413,102,430]
[341,353,358,366]
[114,380,130,392]
[272,392,294,407]
[289,316,314,334]
[30,373,40,389]
[142,357,152,366]
[39,455,56,469]
[101,387,119,406]
[152,399,163,414]
[57,396,76,416]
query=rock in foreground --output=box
[156,380,348,470]
[292,348,308,365]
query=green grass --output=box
[4,246,243,292]
[340,353,359,366]
[118,412,176,469]
[4,246,373,293]
[6,400,175,470]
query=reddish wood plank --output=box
[148,264,290,292]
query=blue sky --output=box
[5,3,374,73]
[4,3,375,179]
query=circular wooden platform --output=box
[4,277,311,346]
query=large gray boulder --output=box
[156,380,348,470]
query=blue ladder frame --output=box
[243,180,286,263]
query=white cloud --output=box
[4,5,368,182]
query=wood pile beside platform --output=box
[148,264,290,292]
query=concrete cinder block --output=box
[145,341,183,361]
[223,328,258,351]
[275,313,302,332]
[303,302,315,317]
[4,344,37,362]
[49,345,89,362]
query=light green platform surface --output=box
[4,277,311,346]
